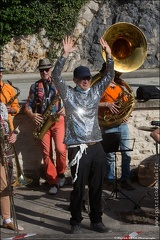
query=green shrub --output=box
[0,0,87,51]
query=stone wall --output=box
[12,100,159,181]
[2,0,159,73]
[116,102,159,177]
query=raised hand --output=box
[99,37,111,58]
[62,36,77,58]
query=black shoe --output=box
[121,179,135,190]
[105,181,115,191]
[90,222,112,233]
[71,225,82,234]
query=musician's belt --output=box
[86,142,97,146]
[68,142,98,148]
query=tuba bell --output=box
[92,22,148,127]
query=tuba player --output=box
[99,71,135,191]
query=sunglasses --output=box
[77,76,91,81]
[40,68,50,72]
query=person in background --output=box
[99,73,135,191]
[150,128,160,144]
[52,36,114,234]
[25,58,66,195]
[0,61,20,191]
[0,102,24,231]
[0,62,20,132]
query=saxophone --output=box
[33,93,60,140]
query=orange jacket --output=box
[0,82,20,131]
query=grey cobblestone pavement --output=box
[0,177,159,240]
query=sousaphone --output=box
[92,22,148,127]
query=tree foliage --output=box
[0,0,87,50]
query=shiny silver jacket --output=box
[52,57,114,146]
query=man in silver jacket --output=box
[52,36,114,234]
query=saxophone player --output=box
[25,59,66,195]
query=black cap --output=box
[73,66,91,79]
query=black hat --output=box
[0,62,5,72]
[37,58,53,70]
[73,66,91,79]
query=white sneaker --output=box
[58,177,65,187]
[49,185,59,195]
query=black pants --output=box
[68,142,106,226]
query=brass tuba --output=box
[92,22,147,127]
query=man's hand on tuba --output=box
[105,102,120,114]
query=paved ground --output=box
[0,177,159,240]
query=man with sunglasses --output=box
[25,59,66,195]
[52,36,114,234]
